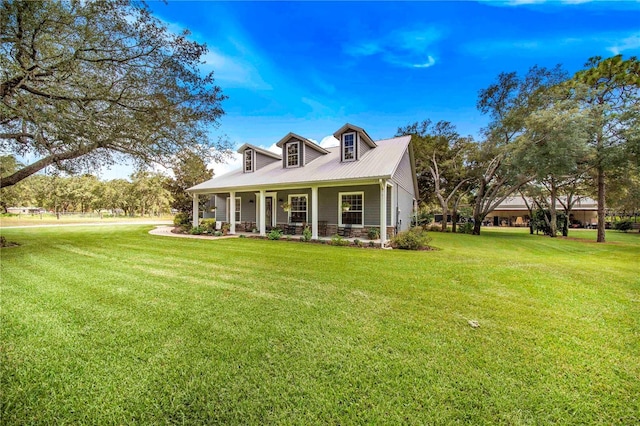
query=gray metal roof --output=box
[188,135,412,193]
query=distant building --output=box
[486,196,597,228]
[6,207,46,215]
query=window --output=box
[288,194,307,223]
[244,149,253,172]
[227,197,241,222]
[342,132,356,161]
[286,141,300,168]
[339,192,363,226]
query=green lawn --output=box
[1,226,639,424]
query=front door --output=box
[265,197,274,228]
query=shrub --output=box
[173,212,191,227]
[330,234,350,246]
[213,231,223,237]
[367,228,380,240]
[391,226,432,250]
[268,229,283,240]
[457,222,474,234]
[614,220,633,232]
[302,226,312,242]
[189,226,204,235]
[200,219,216,233]
[239,234,247,239]
[353,238,362,247]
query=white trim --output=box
[341,132,356,162]
[311,186,318,240]
[243,149,254,173]
[338,191,364,227]
[288,193,308,224]
[256,191,277,229]
[387,182,395,228]
[226,196,241,223]
[286,141,301,168]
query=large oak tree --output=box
[0,0,228,188]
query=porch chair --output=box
[318,221,328,236]
[337,224,352,237]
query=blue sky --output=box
[107,0,640,178]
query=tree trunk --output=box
[441,206,448,232]
[472,215,482,235]
[549,183,557,238]
[451,210,458,233]
[596,166,606,243]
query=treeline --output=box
[0,170,171,216]
[399,55,639,241]
[1,149,213,217]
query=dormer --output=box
[237,143,281,173]
[333,123,377,162]
[276,132,329,169]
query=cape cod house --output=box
[187,124,419,244]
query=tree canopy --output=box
[0,0,229,188]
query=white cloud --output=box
[608,32,640,55]
[210,152,241,177]
[266,143,282,155]
[319,135,339,148]
[345,27,443,69]
[201,51,272,90]
[412,56,436,69]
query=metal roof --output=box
[188,135,412,193]
[235,143,281,160]
[493,196,598,211]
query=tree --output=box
[471,65,568,235]
[571,55,640,242]
[512,95,591,237]
[165,149,214,215]
[130,171,171,217]
[1,0,229,188]
[397,120,474,232]
[0,155,22,211]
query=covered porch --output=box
[191,180,397,244]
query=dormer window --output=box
[286,141,300,168]
[244,149,254,173]
[342,132,356,162]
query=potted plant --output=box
[221,222,230,235]
[209,206,217,213]
[341,202,351,212]
[281,202,291,212]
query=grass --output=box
[1,226,639,424]
[0,213,172,227]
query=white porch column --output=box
[311,186,319,240]
[380,179,388,245]
[229,191,236,234]
[259,190,266,236]
[192,193,199,228]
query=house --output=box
[486,196,598,227]
[187,124,419,244]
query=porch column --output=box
[259,190,266,236]
[380,179,387,245]
[192,193,199,228]
[311,186,319,240]
[229,191,236,234]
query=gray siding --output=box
[305,146,323,164]
[214,194,227,222]
[256,152,279,170]
[317,184,380,226]
[396,186,415,232]
[359,133,372,159]
[238,192,256,222]
[274,188,312,223]
[391,149,416,196]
